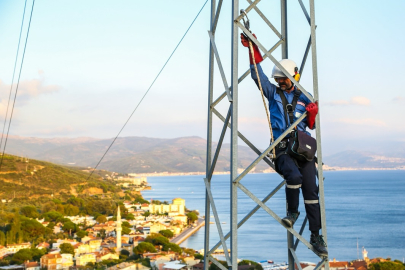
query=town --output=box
[0,174,402,270]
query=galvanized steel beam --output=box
[204,1,328,269]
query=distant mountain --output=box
[323,150,405,169]
[4,135,404,173]
[5,136,270,174]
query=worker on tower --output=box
[240,33,328,256]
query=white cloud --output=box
[325,96,370,106]
[0,74,61,118]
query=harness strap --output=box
[276,88,301,127]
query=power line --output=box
[0,0,28,154]
[0,0,36,170]
[86,0,209,180]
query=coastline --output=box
[170,218,205,245]
[131,167,405,177]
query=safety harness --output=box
[276,88,302,127]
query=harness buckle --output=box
[278,140,287,149]
[286,104,293,113]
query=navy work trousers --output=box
[275,150,321,232]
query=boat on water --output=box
[267,260,274,264]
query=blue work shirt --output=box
[250,63,314,140]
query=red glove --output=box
[240,33,263,65]
[306,101,318,129]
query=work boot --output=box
[310,234,328,257]
[282,211,300,227]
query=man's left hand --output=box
[306,101,318,129]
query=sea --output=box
[142,170,405,263]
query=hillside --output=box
[5,136,271,174]
[3,135,405,174]
[0,154,119,200]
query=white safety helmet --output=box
[271,59,298,78]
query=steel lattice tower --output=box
[204,1,329,270]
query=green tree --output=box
[238,260,263,270]
[64,204,80,216]
[76,230,87,239]
[11,249,32,264]
[186,212,198,224]
[60,243,75,255]
[20,218,46,241]
[133,242,157,254]
[182,248,195,256]
[120,250,130,256]
[43,211,63,222]
[194,253,203,260]
[369,261,405,270]
[122,226,131,235]
[162,243,182,253]
[0,231,5,246]
[125,213,135,220]
[62,221,76,235]
[159,230,174,239]
[47,222,55,229]
[31,248,46,261]
[96,215,107,224]
[20,206,39,218]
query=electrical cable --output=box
[0,0,28,154]
[0,0,36,170]
[86,0,209,180]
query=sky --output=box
[0,0,404,157]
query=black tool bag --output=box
[287,130,317,161]
[276,89,316,162]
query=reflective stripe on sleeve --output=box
[304,200,319,204]
[286,184,301,189]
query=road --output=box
[170,217,205,245]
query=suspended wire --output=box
[86,0,209,180]
[0,0,28,154]
[0,0,36,170]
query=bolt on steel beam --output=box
[204,1,329,270]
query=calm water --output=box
[142,171,405,263]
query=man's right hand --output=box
[240,33,257,47]
[240,33,263,65]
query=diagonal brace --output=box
[235,0,262,22]
[203,178,231,264]
[209,179,285,253]
[211,39,283,108]
[211,0,223,33]
[246,0,281,38]
[289,248,303,270]
[237,182,325,257]
[211,108,274,169]
[208,255,228,270]
[298,0,311,24]
[208,31,233,102]
[207,106,231,180]
[294,216,308,250]
[314,258,327,270]
[234,113,307,184]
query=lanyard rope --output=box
[248,40,276,159]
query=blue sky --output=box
[0,0,404,156]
